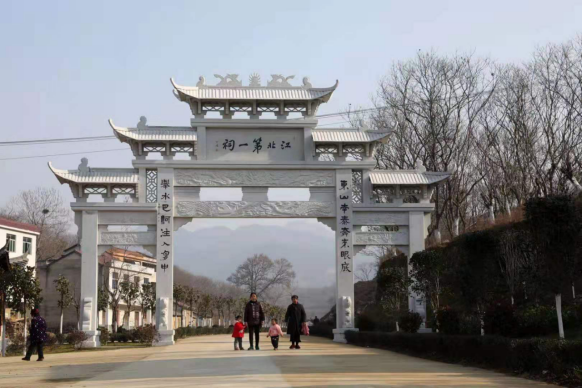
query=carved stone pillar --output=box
[333,169,358,343]
[362,170,372,204]
[309,187,335,202]
[80,211,100,347]
[408,211,427,328]
[241,187,268,201]
[155,168,175,346]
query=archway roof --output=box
[48,162,138,185]
[370,170,451,185]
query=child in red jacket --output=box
[232,315,246,350]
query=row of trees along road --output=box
[173,258,291,328]
[349,35,582,242]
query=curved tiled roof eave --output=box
[170,78,338,102]
[370,171,451,185]
[48,162,139,184]
[312,130,391,143]
[109,119,197,142]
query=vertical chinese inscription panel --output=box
[336,169,355,328]
[156,168,174,336]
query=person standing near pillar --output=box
[22,309,47,362]
[244,293,264,350]
[285,295,306,349]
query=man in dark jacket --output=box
[22,308,47,361]
[285,295,306,349]
[244,292,264,350]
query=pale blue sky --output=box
[1,0,581,200]
[1,1,581,283]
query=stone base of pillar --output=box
[332,328,358,343]
[155,329,175,346]
[81,330,101,348]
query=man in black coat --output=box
[285,295,306,349]
[243,292,264,350]
[22,308,47,361]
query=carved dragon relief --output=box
[176,201,335,218]
[353,212,409,226]
[100,232,156,246]
[353,231,408,246]
[214,74,242,86]
[174,169,335,187]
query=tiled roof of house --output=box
[0,217,41,234]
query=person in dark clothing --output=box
[313,316,320,325]
[285,295,306,349]
[22,308,47,361]
[243,292,264,350]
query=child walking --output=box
[266,318,284,350]
[232,315,246,350]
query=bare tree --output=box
[372,51,497,240]
[227,254,295,297]
[355,262,376,282]
[497,227,529,305]
[0,188,76,260]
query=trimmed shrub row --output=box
[309,323,334,339]
[344,331,582,386]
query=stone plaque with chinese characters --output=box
[206,128,304,161]
[336,169,354,283]
[156,168,174,319]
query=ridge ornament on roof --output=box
[171,74,338,118]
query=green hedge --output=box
[344,331,582,385]
[310,323,334,339]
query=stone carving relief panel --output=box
[353,231,408,246]
[353,211,409,226]
[82,297,92,332]
[176,201,335,218]
[159,297,169,330]
[175,169,335,187]
[99,231,156,246]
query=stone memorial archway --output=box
[49,73,449,346]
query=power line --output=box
[0,148,128,161]
[0,136,117,147]
[1,106,385,147]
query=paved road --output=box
[0,334,552,387]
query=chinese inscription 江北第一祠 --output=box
[338,178,352,273]
[221,138,292,154]
[159,178,172,273]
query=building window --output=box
[144,278,150,284]
[112,272,119,290]
[123,274,130,282]
[23,237,32,254]
[6,234,16,252]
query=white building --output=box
[99,247,157,330]
[0,217,39,268]
[38,246,158,331]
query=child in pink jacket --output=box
[266,318,284,350]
